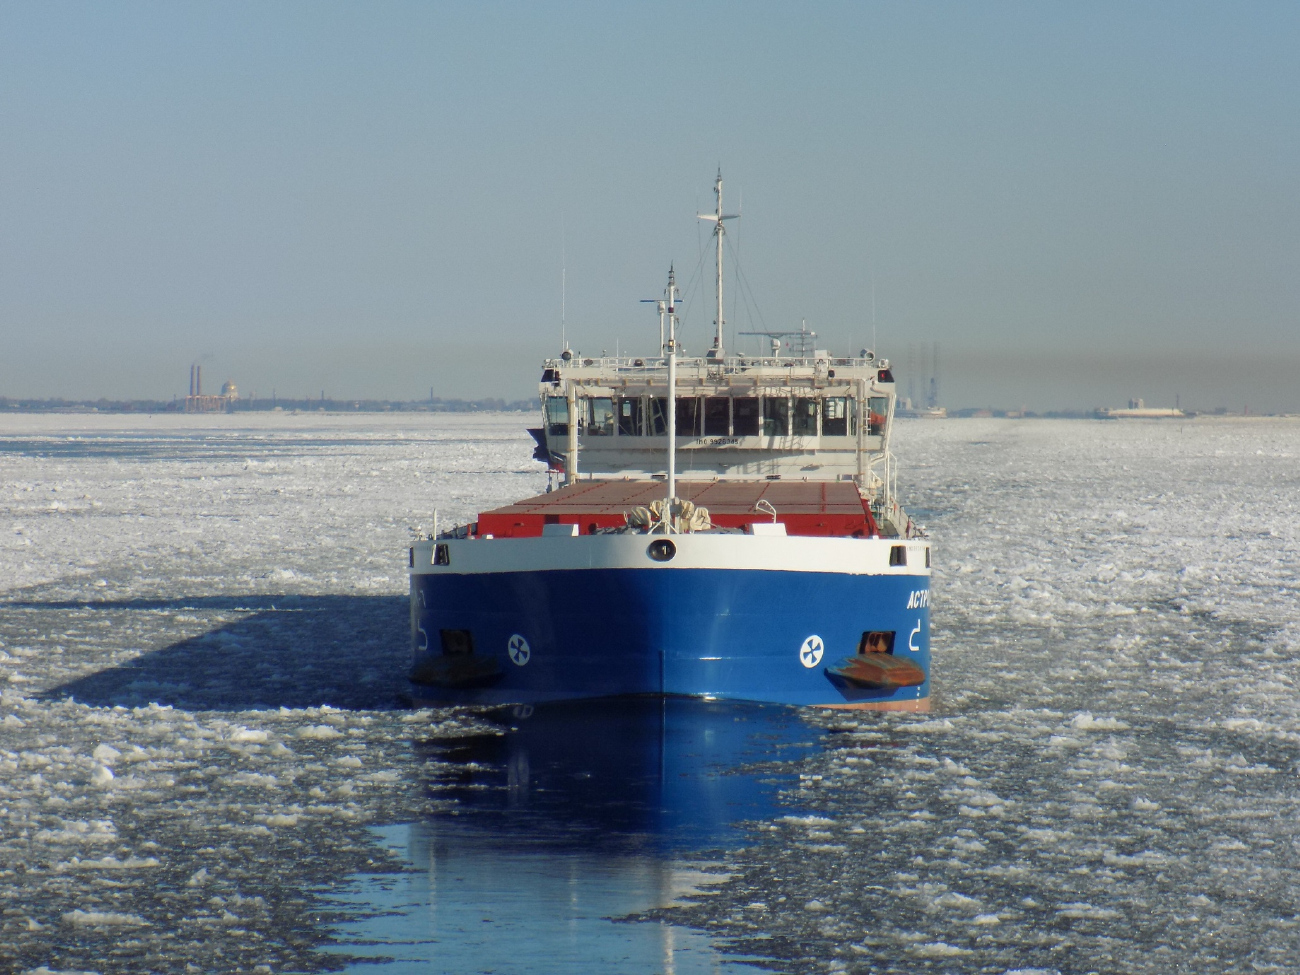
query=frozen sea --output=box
[2,411,1299,973]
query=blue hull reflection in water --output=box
[330,699,817,973]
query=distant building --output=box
[1098,397,1184,419]
[185,365,238,412]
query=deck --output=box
[475,479,879,538]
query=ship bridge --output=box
[534,351,897,485]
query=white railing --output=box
[544,354,881,373]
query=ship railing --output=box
[436,522,475,540]
[543,354,881,374]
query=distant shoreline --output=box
[2,400,1293,419]
[0,397,534,414]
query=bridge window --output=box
[675,397,701,436]
[792,397,818,435]
[586,397,614,436]
[762,396,789,437]
[704,397,730,436]
[546,396,569,437]
[823,397,848,436]
[733,397,760,436]
[649,398,668,436]
[617,397,642,436]
[868,396,889,436]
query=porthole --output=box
[647,538,676,562]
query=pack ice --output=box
[0,413,530,973]
[4,412,1300,974]
[649,417,1300,974]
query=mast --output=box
[698,170,737,360]
[665,266,679,508]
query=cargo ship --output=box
[409,175,931,709]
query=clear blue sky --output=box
[1,1,1296,410]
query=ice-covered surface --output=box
[653,417,1300,973]
[0,411,540,598]
[0,413,537,972]
[4,412,1300,973]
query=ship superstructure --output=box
[409,175,931,709]
[529,346,913,537]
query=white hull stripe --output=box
[411,534,931,577]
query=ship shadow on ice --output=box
[30,594,410,711]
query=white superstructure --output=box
[535,350,905,528]
[527,171,913,537]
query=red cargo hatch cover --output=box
[476,480,877,538]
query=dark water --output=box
[326,699,818,973]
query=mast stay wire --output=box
[672,225,710,350]
[733,266,763,352]
[728,202,740,354]
[641,241,706,360]
[724,234,772,351]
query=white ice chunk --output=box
[910,943,973,957]
[1070,713,1131,731]
[933,891,982,911]
[61,910,148,927]
[91,743,120,765]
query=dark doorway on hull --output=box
[859,630,896,654]
[440,629,475,655]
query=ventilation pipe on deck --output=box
[856,376,867,486]
[566,383,578,485]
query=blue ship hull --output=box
[409,535,930,709]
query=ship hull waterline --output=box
[409,534,931,710]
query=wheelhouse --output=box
[530,350,908,534]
